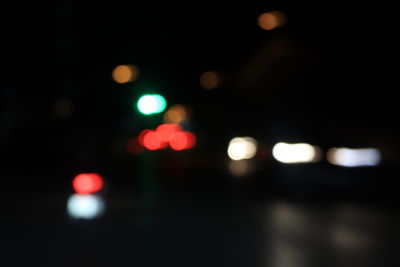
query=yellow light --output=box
[258,11,287,31]
[272,142,321,164]
[163,104,188,124]
[200,71,219,90]
[227,137,258,161]
[112,65,139,84]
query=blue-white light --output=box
[327,148,381,167]
[67,194,105,220]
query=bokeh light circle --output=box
[142,131,164,150]
[137,94,167,115]
[72,173,104,194]
[170,132,197,151]
[156,124,183,142]
[112,65,139,84]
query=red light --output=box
[143,131,164,150]
[185,132,197,149]
[169,132,197,151]
[156,124,182,142]
[73,173,104,194]
[127,137,144,154]
[138,129,152,146]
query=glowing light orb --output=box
[72,173,104,194]
[327,148,381,167]
[112,65,139,84]
[67,194,105,220]
[138,129,152,146]
[156,124,183,142]
[142,131,165,151]
[272,143,321,164]
[227,137,258,161]
[200,72,219,89]
[169,132,197,151]
[163,104,188,124]
[137,94,167,115]
[258,11,287,30]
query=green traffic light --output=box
[137,94,167,115]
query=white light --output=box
[327,148,381,167]
[67,194,105,220]
[227,137,258,161]
[272,142,321,164]
[137,95,159,114]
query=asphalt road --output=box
[2,175,399,267]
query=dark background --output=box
[1,2,399,266]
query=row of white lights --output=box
[66,139,382,220]
[227,137,382,167]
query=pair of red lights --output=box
[72,173,104,194]
[138,124,196,151]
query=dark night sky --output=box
[0,2,397,181]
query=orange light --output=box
[169,132,197,151]
[156,124,183,142]
[72,173,104,194]
[163,104,188,124]
[112,65,139,84]
[143,131,165,151]
[127,137,144,154]
[258,11,286,30]
[200,71,219,89]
